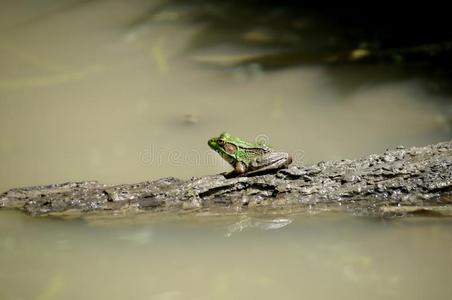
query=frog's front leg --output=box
[235,161,247,174]
[222,161,247,178]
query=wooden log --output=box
[1,141,451,218]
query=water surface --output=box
[0,0,451,192]
[1,210,452,300]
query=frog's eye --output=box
[217,139,225,146]
[224,143,237,154]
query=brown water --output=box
[0,0,451,192]
[1,210,452,300]
[1,2,452,299]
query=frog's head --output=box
[208,132,238,165]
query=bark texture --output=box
[1,141,451,217]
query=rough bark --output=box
[1,141,452,218]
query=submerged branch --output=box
[1,141,452,218]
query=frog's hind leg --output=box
[246,152,292,176]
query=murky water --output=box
[0,0,451,192]
[1,2,452,299]
[1,210,452,300]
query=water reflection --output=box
[1,211,452,300]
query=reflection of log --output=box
[1,141,452,218]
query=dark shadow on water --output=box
[130,0,452,96]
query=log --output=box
[1,141,452,218]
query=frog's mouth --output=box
[208,139,216,149]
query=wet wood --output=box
[1,141,451,218]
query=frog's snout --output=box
[208,138,216,148]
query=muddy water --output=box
[0,0,451,192]
[1,210,452,300]
[1,2,452,299]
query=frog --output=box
[208,132,292,176]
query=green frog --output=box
[208,132,292,176]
